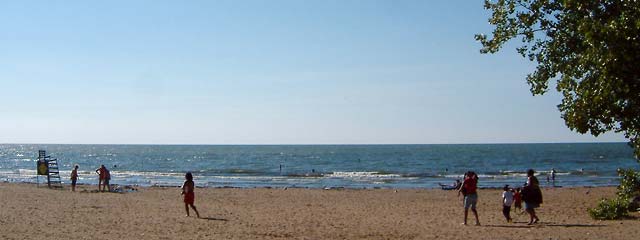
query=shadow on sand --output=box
[484,224,531,229]
[201,217,228,221]
[485,222,605,228]
[544,223,606,227]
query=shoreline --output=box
[1,179,618,190]
[2,143,634,190]
[1,182,639,239]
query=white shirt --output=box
[502,191,514,206]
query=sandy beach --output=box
[0,183,638,240]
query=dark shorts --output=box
[71,179,77,186]
[525,202,539,210]
[503,205,511,218]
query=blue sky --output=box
[0,0,625,144]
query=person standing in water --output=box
[181,172,201,218]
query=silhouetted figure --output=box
[95,165,111,192]
[522,169,542,225]
[181,172,201,218]
[70,165,79,192]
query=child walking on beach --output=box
[513,188,522,212]
[502,185,513,222]
[181,172,201,218]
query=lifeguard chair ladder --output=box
[38,150,63,189]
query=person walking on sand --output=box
[502,185,514,222]
[70,165,79,192]
[522,169,542,225]
[513,187,522,212]
[458,171,480,226]
[181,172,201,218]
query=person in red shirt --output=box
[458,171,480,226]
[513,187,522,212]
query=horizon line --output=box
[0,141,629,146]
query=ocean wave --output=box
[210,169,267,175]
[326,171,402,178]
[0,166,624,189]
[113,171,184,177]
[402,173,443,178]
[285,173,324,177]
[210,175,287,180]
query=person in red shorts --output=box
[181,172,201,218]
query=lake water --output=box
[0,143,637,189]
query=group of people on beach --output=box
[68,164,111,192]
[70,163,548,223]
[69,164,200,218]
[457,169,543,226]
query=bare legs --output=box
[184,203,201,218]
[99,180,107,192]
[526,208,539,225]
[463,208,480,226]
[471,208,480,225]
[463,208,467,225]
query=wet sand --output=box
[0,183,638,239]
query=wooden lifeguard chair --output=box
[37,150,63,189]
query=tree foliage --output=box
[588,197,629,220]
[588,168,640,219]
[616,168,640,200]
[476,0,640,159]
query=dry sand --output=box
[1,183,639,240]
